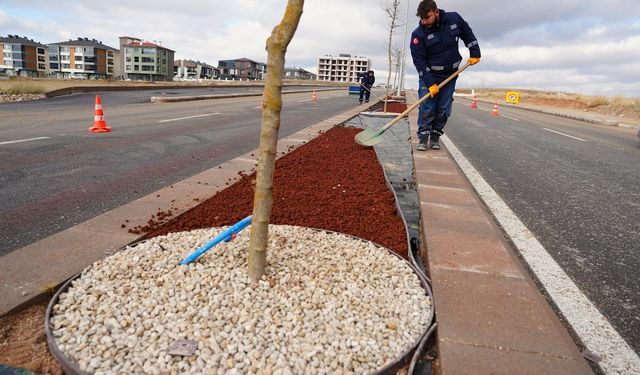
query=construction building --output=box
[217,58,266,80]
[119,36,174,81]
[0,35,47,77]
[317,53,370,83]
[283,66,316,80]
[47,37,119,79]
[174,59,219,80]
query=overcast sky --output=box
[1,0,639,96]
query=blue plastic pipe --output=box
[179,215,252,265]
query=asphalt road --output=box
[0,87,357,256]
[446,100,640,354]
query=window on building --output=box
[61,47,70,53]
[38,63,46,70]
[62,63,70,69]
[49,55,58,61]
[50,63,59,69]
[134,65,139,70]
[134,56,139,62]
[126,65,132,71]
[75,64,83,69]
[141,57,153,63]
[61,55,70,61]
[107,50,113,56]
[141,65,154,71]
[3,53,10,58]
[125,48,132,53]
[75,56,82,61]
[37,48,45,54]
[38,55,46,62]
[74,47,82,53]
[142,48,154,55]
[126,57,131,62]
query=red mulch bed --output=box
[139,126,408,257]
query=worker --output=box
[410,0,480,150]
[359,70,375,104]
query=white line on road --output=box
[442,134,640,374]
[501,114,520,121]
[0,136,50,146]
[158,113,221,123]
[543,128,587,142]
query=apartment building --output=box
[47,37,119,79]
[317,53,370,83]
[0,35,47,77]
[174,59,219,80]
[218,58,266,80]
[120,36,174,81]
[283,67,316,80]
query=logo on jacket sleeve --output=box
[412,37,419,45]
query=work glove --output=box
[468,57,481,65]
[428,84,439,97]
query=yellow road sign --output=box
[506,91,519,104]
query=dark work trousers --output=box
[417,77,457,140]
[359,85,371,102]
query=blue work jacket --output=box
[410,9,480,84]
[360,73,375,87]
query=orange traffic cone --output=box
[89,95,111,133]
[470,97,478,109]
[311,90,317,102]
[491,102,499,116]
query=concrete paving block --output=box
[431,268,588,359]
[438,340,593,375]
[425,228,524,279]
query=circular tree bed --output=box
[48,225,431,374]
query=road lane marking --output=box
[501,114,520,121]
[543,128,587,142]
[442,135,640,374]
[158,113,221,123]
[0,136,50,146]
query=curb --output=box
[0,100,370,316]
[150,88,342,103]
[44,84,346,99]
[457,96,620,126]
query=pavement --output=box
[1,89,621,374]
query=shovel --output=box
[358,83,384,102]
[354,62,471,146]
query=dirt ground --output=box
[459,88,640,124]
[0,127,408,373]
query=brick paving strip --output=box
[407,92,593,374]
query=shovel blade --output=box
[354,128,384,146]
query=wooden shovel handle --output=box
[379,62,471,133]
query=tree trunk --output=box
[248,0,304,283]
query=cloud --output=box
[1,0,639,96]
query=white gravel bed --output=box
[50,225,431,375]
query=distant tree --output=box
[248,0,305,283]
[384,0,402,112]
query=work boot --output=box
[416,136,428,151]
[359,99,363,104]
[429,134,441,150]
[365,99,369,103]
